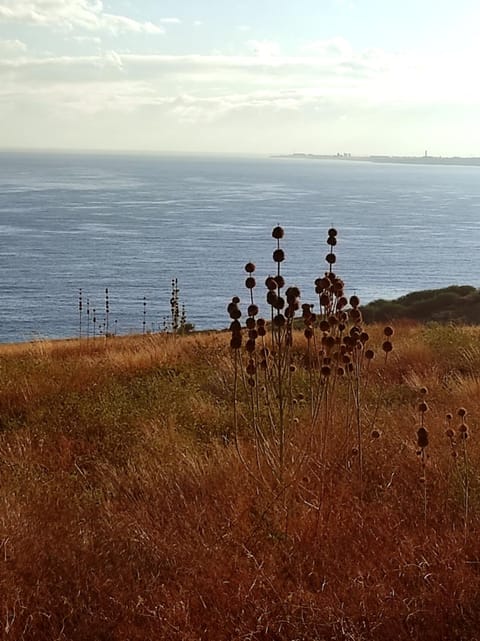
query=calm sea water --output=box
[1,150,480,343]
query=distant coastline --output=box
[275,153,480,167]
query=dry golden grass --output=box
[1,325,480,640]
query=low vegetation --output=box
[1,228,480,640]
[363,284,480,324]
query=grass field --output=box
[1,321,480,641]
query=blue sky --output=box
[1,0,479,154]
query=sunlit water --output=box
[1,151,480,343]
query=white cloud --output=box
[246,40,281,58]
[0,38,27,55]
[159,17,180,24]
[0,0,166,34]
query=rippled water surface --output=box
[1,151,480,342]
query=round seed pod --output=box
[328,315,338,326]
[384,326,394,337]
[325,336,336,350]
[319,320,330,332]
[229,320,241,332]
[246,360,256,375]
[337,296,348,310]
[360,332,369,343]
[256,317,266,327]
[315,277,330,290]
[304,327,313,340]
[327,236,337,246]
[325,253,336,265]
[337,366,345,376]
[265,276,277,290]
[321,365,331,377]
[248,304,259,317]
[258,326,266,337]
[248,329,258,340]
[419,401,428,413]
[273,249,285,263]
[445,428,455,438]
[419,387,428,395]
[382,340,393,353]
[365,349,375,360]
[417,427,429,448]
[273,314,286,327]
[272,225,284,239]
[285,306,295,319]
[320,293,330,307]
[328,227,338,237]
[274,275,285,289]
[273,296,285,310]
[351,447,359,456]
[245,277,256,289]
[446,412,453,421]
[230,335,242,349]
[232,296,240,304]
[246,317,256,329]
[229,307,241,320]
[333,278,344,292]
[457,407,467,418]
[266,291,278,306]
[458,423,468,434]
[349,295,360,308]
[286,286,300,302]
[289,364,296,372]
[244,262,256,273]
[349,309,362,323]
[246,339,256,353]
[371,430,381,439]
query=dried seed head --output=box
[319,320,330,332]
[256,317,266,327]
[258,326,266,337]
[289,364,296,372]
[304,327,313,340]
[337,366,345,376]
[457,407,467,418]
[327,236,337,246]
[418,401,428,413]
[273,249,285,263]
[417,426,429,448]
[244,262,256,273]
[246,360,256,375]
[360,332,369,343]
[273,314,286,327]
[383,326,394,337]
[265,276,277,290]
[458,423,468,434]
[245,339,256,353]
[349,295,360,308]
[321,365,331,377]
[382,340,393,353]
[445,428,455,439]
[272,225,284,239]
[274,275,285,289]
[371,430,381,439]
[247,304,259,317]
[328,227,338,237]
[446,412,453,421]
[232,296,240,304]
[246,317,256,330]
[248,329,258,340]
[325,253,336,265]
[229,320,241,332]
[419,386,428,395]
[245,277,256,289]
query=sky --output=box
[1,0,480,155]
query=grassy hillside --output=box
[1,325,480,640]
[363,285,480,324]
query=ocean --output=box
[1,150,480,343]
